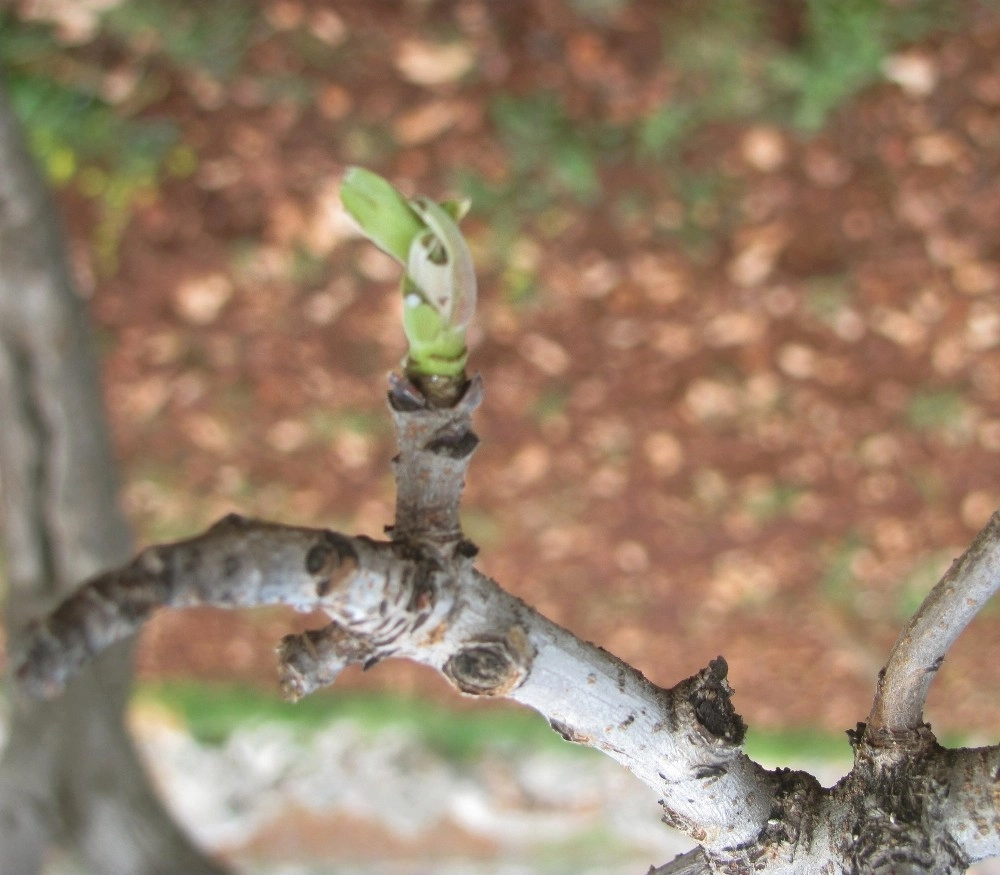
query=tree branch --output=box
[15,512,788,856]
[20,370,1000,871]
[866,511,1000,739]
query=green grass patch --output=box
[744,726,851,764]
[490,92,609,205]
[1,13,181,270]
[459,507,504,550]
[308,407,388,441]
[742,482,805,525]
[136,682,591,762]
[804,274,855,325]
[819,533,865,609]
[136,681,864,776]
[893,551,951,621]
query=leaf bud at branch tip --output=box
[339,167,478,389]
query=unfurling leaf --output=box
[340,166,425,264]
[340,168,477,383]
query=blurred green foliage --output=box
[893,551,952,621]
[906,390,969,439]
[1,10,178,269]
[819,532,866,611]
[101,0,257,80]
[456,0,955,263]
[2,0,963,275]
[139,680,858,769]
[770,0,948,130]
[1,0,259,269]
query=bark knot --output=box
[307,532,359,597]
[444,627,534,696]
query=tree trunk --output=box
[0,77,228,875]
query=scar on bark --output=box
[443,626,535,696]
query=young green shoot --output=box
[340,168,476,404]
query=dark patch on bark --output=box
[660,805,706,842]
[455,538,479,558]
[689,657,746,744]
[549,718,591,744]
[426,429,480,459]
[406,560,438,613]
[181,546,202,579]
[213,512,248,530]
[305,545,328,575]
[387,373,429,411]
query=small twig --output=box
[867,511,1000,737]
[277,622,376,701]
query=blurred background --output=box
[3,0,1000,871]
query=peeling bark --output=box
[0,78,227,874]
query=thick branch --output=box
[16,516,1000,870]
[15,515,358,697]
[867,511,1000,737]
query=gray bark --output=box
[0,78,227,874]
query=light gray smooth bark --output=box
[0,77,228,875]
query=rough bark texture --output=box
[0,79,227,874]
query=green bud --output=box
[402,287,468,378]
[340,168,477,384]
